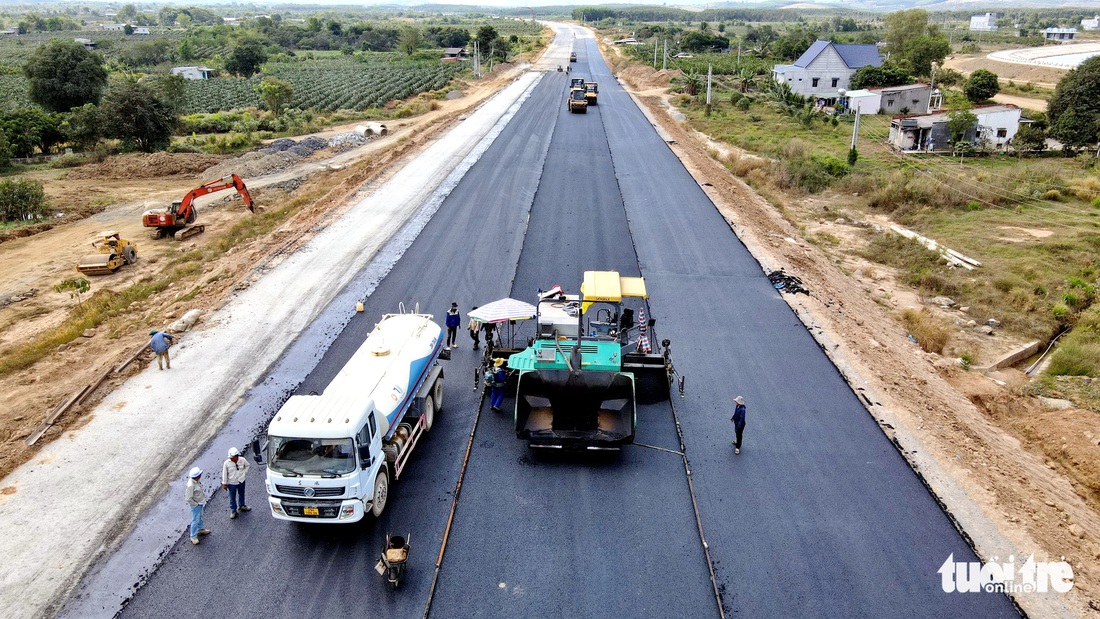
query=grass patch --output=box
[1046,307,1100,377]
[899,307,950,354]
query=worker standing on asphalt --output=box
[489,358,507,412]
[468,307,481,350]
[149,329,175,370]
[185,467,211,545]
[484,321,496,354]
[731,396,746,455]
[221,447,251,519]
[445,303,460,348]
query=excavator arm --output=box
[176,174,256,223]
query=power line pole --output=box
[705,64,713,117]
[851,108,861,150]
[662,39,667,71]
[653,37,658,68]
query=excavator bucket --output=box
[515,369,635,449]
[76,253,117,276]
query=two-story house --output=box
[772,40,883,99]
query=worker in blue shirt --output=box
[489,358,507,412]
[149,329,175,370]
[444,302,460,348]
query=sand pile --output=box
[64,153,226,180]
[202,150,302,182]
[619,66,678,90]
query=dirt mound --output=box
[619,65,678,90]
[64,153,226,180]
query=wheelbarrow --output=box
[375,532,410,589]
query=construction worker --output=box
[185,467,211,545]
[489,358,507,412]
[445,303,460,348]
[149,329,175,370]
[221,447,251,519]
[468,307,481,350]
[731,396,746,455]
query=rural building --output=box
[838,89,880,114]
[873,83,932,115]
[772,40,883,99]
[888,104,1022,152]
[223,17,240,26]
[101,23,126,31]
[0,27,17,36]
[970,13,998,31]
[1043,27,1077,42]
[74,38,96,49]
[441,47,468,63]
[132,27,150,35]
[170,66,215,80]
[612,37,642,45]
[1082,16,1100,31]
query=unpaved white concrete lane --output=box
[0,70,541,619]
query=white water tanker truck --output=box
[265,309,444,523]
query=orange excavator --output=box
[142,174,258,241]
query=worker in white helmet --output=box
[222,447,251,519]
[185,467,211,545]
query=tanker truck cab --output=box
[266,311,444,523]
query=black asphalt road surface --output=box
[112,38,1017,618]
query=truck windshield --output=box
[268,436,355,477]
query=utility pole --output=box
[737,38,741,68]
[654,37,658,68]
[705,64,713,117]
[851,108,861,150]
[662,39,667,71]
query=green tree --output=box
[398,26,423,56]
[0,133,12,170]
[98,79,177,153]
[849,63,912,90]
[0,178,48,222]
[257,76,293,115]
[964,69,1000,103]
[23,40,108,112]
[54,278,90,307]
[117,4,137,22]
[1048,56,1100,150]
[225,38,268,78]
[884,9,949,77]
[123,24,134,35]
[178,39,195,61]
[1013,123,1046,156]
[65,103,101,151]
[475,25,498,54]
[158,73,188,113]
[946,108,977,143]
[0,108,65,157]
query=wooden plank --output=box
[25,385,89,446]
[77,366,114,406]
[115,343,150,374]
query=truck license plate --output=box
[303,507,319,516]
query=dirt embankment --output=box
[62,152,228,180]
[614,60,1100,617]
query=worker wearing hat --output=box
[489,357,508,412]
[185,467,211,545]
[445,302,461,348]
[148,329,175,370]
[222,447,251,519]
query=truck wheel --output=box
[422,395,435,432]
[370,470,389,518]
[432,378,443,413]
[123,246,136,265]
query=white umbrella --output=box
[468,298,537,324]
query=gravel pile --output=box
[202,150,303,182]
[328,132,370,152]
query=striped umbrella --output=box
[468,298,537,324]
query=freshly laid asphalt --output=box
[104,37,1017,619]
